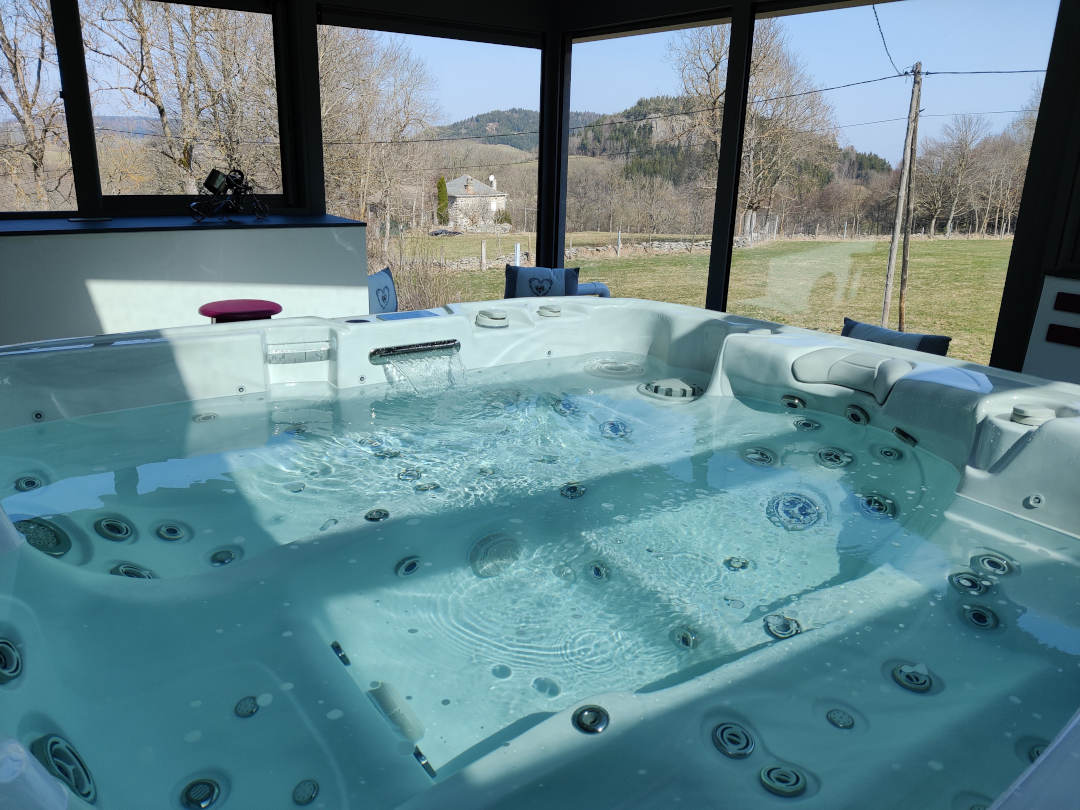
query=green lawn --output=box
[455,238,1013,365]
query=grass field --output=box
[452,237,1013,365]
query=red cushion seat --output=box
[198,299,283,323]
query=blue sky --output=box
[406,0,1058,163]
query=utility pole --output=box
[898,84,921,332]
[881,62,922,327]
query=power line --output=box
[87,71,1039,150]
[872,5,902,76]
[920,108,1036,118]
[96,73,911,148]
[923,69,1046,75]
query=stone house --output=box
[446,174,508,231]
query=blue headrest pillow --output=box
[368,267,397,314]
[842,317,951,356]
[504,265,580,298]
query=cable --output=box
[94,73,910,148]
[923,69,1046,75]
[919,108,1036,118]
[872,5,902,76]
[753,73,906,104]
[88,72,1038,151]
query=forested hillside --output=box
[430,108,600,151]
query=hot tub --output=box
[1,298,1078,809]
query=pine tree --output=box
[437,176,449,225]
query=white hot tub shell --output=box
[0,297,1077,810]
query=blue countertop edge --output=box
[0,214,365,237]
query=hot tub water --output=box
[1,349,1078,809]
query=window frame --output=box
[1,0,1069,374]
[0,0,296,219]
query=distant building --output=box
[446,174,508,231]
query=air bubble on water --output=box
[257,693,274,707]
[280,682,294,691]
[189,700,203,708]
[326,709,344,720]
[184,730,202,743]
[282,630,293,638]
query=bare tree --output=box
[318,26,437,264]
[0,0,71,208]
[670,20,835,240]
[939,114,987,236]
[82,0,279,194]
[914,138,950,237]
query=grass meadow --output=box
[447,236,1013,365]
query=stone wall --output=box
[428,234,769,271]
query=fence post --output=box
[514,243,521,265]
[481,240,487,270]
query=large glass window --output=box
[0,0,75,211]
[565,24,729,306]
[319,26,540,311]
[728,1,1056,364]
[80,0,281,196]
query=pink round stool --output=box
[198,299,282,324]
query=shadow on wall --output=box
[0,221,369,346]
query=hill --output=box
[430,108,601,151]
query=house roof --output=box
[445,174,506,198]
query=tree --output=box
[670,19,836,240]
[940,114,988,236]
[436,175,448,224]
[82,0,280,194]
[0,0,71,208]
[914,138,950,237]
[316,26,436,262]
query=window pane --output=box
[0,0,75,211]
[319,26,540,310]
[728,1,1056,364]
[566,24,729,306]
[80,1,281,195]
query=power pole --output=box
[881,62,922,327]
[898,83,921,332]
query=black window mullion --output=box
[273,0,323,214]
[535,28,571,269]
[704,3,754,313]
[49,0,103,216]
